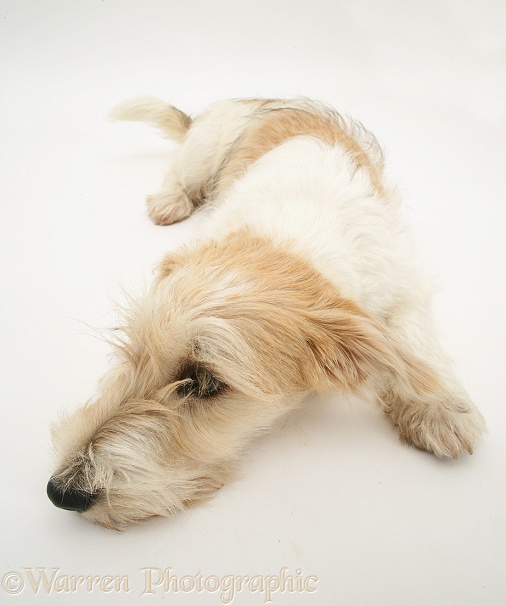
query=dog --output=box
[47,97,485,528]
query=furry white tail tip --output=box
[109,96,192,142]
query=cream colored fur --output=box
[48,97,485,528]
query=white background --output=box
[1,1,505,604]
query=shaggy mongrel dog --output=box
[47,97,485,528]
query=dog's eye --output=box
[176,366,223,399]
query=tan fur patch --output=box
[215,104,385,197]
[158,229,438,396]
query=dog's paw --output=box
[390,396,486,458]
[146,192,193,225]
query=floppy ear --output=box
[301,300,440,398]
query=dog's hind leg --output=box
[146,165,195,225]
[379,303,485,458]
[110,96,196,225]
[111,97,265,225]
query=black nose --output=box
[47,477,98,512]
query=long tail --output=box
[109,96,192,142]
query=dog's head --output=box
[48,229,432,528]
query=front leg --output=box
[379,304,485,458]
[381,379,485,458]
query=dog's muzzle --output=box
[46,477,99,512]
